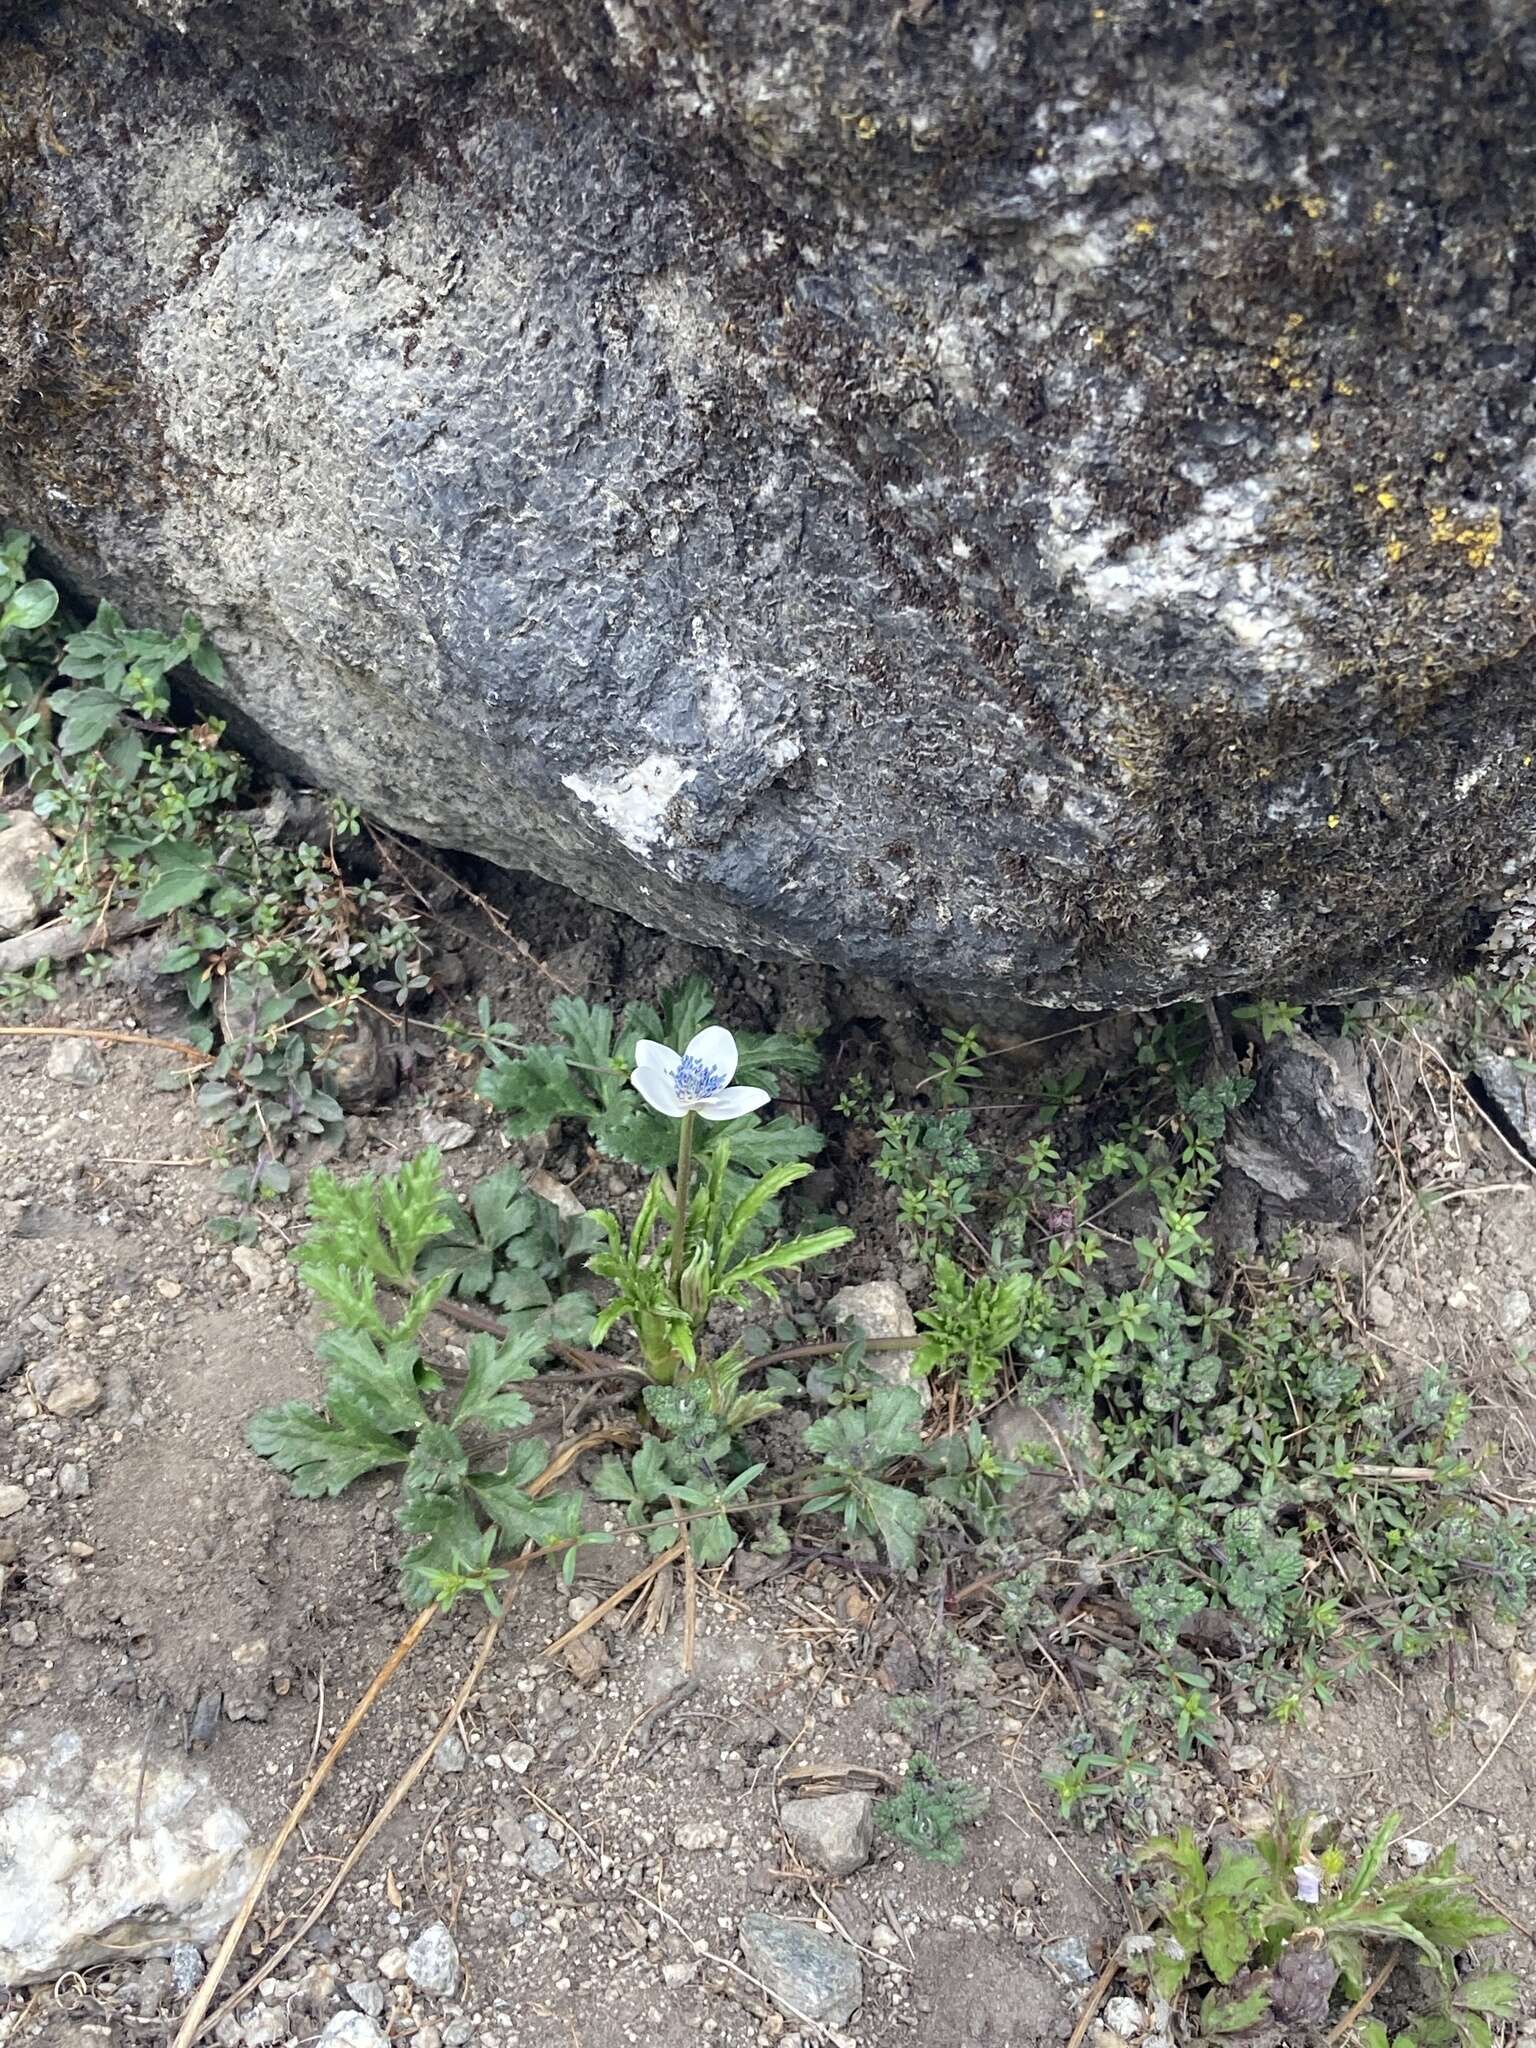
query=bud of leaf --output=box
[679,1245,711,1320]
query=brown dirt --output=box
[2,880,1536,2048]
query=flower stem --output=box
[669,1109,697,1302]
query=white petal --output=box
[692,1084,770,1123]
[631,1038,680,1079]
[630,1064,686,1118]
[683,1024,738,1086]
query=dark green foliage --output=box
[1138,1812,1515,2044]
[803,1383,929,1569]
[475,978,821,1172]
[0,532,433,1167]
[416,1163,604,1343]
[249,1152,604,1610]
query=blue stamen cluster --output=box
[673,1054,724,1098]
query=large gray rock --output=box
[1224,1031,1376,1224]
[0,1725,258,1983]
[3,3,1535,1010]
[739,1912,862,2028]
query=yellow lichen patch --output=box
[1384,536,1406,564]
[1326,814,1341,829]
[1131,219,1156,238]
[1376,487,1399,511]
[1428,504,1501,569]
[1300,195,1328,220]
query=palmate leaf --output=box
[398,1494,499,1609]
[1456,1971,1521,2018]
[452,1329,543,1431]
[1200,1983,1273,2036]
[246,1400,407,1498]
[402,1421,470,1500]
[859,1477,927,1570]
[547,996,620,1097]
[476,1043,594,1137]
[316,1329,433,1436]
[720,1116,822,1173]
[805,1382,926,1469]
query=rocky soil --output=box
[3,874,1536,2048]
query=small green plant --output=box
[802,1383,930,1567]
[0,533,436,1172]
[588,1148,851,1385]
[248,1151,605,1609]
[913,1254,1034,1398]
[1232,997,1306,1041]
[0,958,58,1013]
[416,1163,603,1342]
[875,1752,990,1864]
[477,982,820,1173]
[922,1026,986,1108]
[1135,1812,1515,2042]
[1042,1726,1157,1832]
[250,1009,944,1600]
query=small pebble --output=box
[523,1838,564,1879]
[170,1943,204,1998]
[405,1921,460,1999]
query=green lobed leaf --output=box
[452,1328,543,1432]
[246,1399,407,1498]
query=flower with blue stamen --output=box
[629,1025,770,1122]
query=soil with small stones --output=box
[3,868,1536,2048]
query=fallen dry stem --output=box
[171,1601,439,2048]
[1409,1679,1536,1832]
[540,1541,686,1663]
[175,1429,619,2048]
[198,1604,509,2038]
[1063,1957,1119,2048]
[1324,1952,1399,2045]
[0,1023,209,1061]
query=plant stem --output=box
[669,1109,697,1300]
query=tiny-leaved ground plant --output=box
[0,531,437,1190]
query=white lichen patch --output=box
[562,753,696,856]
[1045,463,1315,677]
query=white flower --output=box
[1294,1864,1321,1904]
[629,1025,771,1123]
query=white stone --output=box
[825,1281,920,1392]
[421,1113,475,1153]
[0,813,55,938]
[0,1726,257,1982]
[405,1920,459,1998]
[780,1792,875,1878]
[231,1247,275,1292]
[318,2017,388,2048]
[45,1037,105,1087]
[674,1818,729,1852]
[1500,1287,1531,1337]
